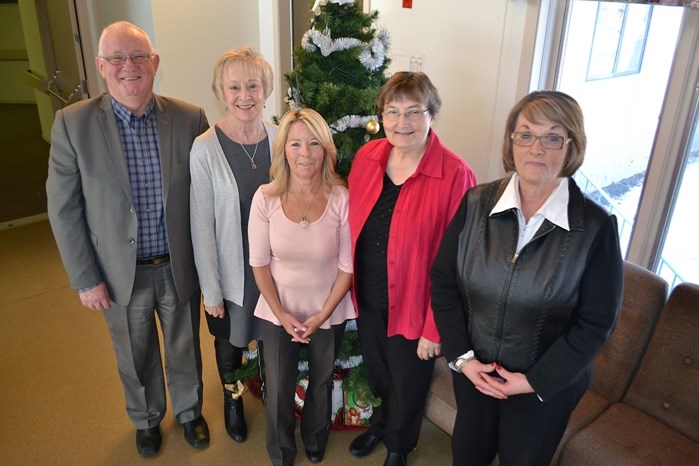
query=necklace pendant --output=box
[251,160,257,170]
[300,218,309,228]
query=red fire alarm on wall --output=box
[402,0,412,8]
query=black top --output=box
[355,173,402,310]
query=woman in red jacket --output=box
[348,72,477,466]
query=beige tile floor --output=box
[0,221,452,465]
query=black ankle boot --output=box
[223,390,248,442]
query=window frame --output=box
[532,1,699,274]
[585,3,652,81]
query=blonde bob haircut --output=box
[267,108,345,197]
[502,90,586,178]
[211,46,274,102]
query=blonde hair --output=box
[267,108,344,197]
[502,91,586,177]
[211,46,274,102]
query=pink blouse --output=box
[249,182,355,328]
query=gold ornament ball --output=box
[365,119,380,135]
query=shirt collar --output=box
[111,97,155,124]
[491,173,570,231]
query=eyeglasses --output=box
[99,54,153,66]
[511,132,571,150]
[382,108,429,122]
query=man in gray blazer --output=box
[46,21,209,457]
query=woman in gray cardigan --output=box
[190,46,278,443]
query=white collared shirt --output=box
[491,173,570,253]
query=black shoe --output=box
[136,426,162,457]
[224,394,248,442]
[383,451,407,466]
[183,416,210,449]
[305,448,325,463]
[349,430,382,457]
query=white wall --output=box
[368,0,540,182]
[151,0,264,124]
[74,0,539,181]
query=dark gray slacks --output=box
[260,318,343,466]
[102,261,203,429]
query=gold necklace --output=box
[229,125,262,170]
[292,188,320,228]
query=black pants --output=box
[451,367,591,466]
[357,300,435,453]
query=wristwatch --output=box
[452,350,476,372]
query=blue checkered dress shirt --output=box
[112,97,169,260]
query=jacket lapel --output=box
[155,95,172,204]
[98,94,134,206]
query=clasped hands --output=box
[460,359,535,399]
[279,311,326,344]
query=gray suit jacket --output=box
[47,93,209,306]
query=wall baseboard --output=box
[0,212,48,231]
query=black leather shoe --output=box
[305,448,325,463]
[383,451,407,466]
[183,416,210,449]
[349,430,382,457]
[224,394,248,442]
[136,426,162,457]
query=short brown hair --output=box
[267,108,345,197]
[502,91,586,177]
[211,46,274,102]
[377,72,442,117]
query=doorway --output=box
[0,0,88,226]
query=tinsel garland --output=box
[311,0,355,16]
[301,28,390,71]
[329,114,379,134]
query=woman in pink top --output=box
[248,108,354,466]
[347,72,477,466]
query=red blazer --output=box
[348,130,477,342]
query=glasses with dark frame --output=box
[99,54,153,66]
[511,132,571,150]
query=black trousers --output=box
[451,367,591,466]
[357,300,435,453]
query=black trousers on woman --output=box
[356,299,435,455]
[451,367,591,466]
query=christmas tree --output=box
[284,0,390,177]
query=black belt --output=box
[136,253,170,266]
